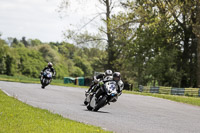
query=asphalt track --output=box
[1,81,200,133]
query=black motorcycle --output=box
[40,69,53,89]
[86,80,118,111]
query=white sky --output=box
[0,0,102,43]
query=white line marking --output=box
[2,90,12,97]
[1,89,23,101]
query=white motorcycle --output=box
[86,80,118,111]
[40,69,52,89]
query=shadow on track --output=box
[83,109,110,114]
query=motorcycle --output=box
[84,76,112,106]
[86,80,118,111]
[40,69,52,89]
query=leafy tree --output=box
[29,39,42,46]
[118,0,199,87]
[0,41,9,74]
[38,44,60,63]
[21,37,29,47]
[71,66,84,77]
[73,56,93,76]
[0,40,18,76]
[15,47,46,77]
[60,0,124,71]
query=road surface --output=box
[0,81,200,133]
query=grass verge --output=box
[0,74,88,88]
[0,89,111,133]
[123,90,200,107]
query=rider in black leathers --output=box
[40,62,56,79]
[96,72,124,103]
[112,72,124,95]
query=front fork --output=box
[95,86,105,99]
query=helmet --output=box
[105,70,113,76]
[48,62,53,68]
[113,72,121,82]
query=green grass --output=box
[0,74,88,88]
[0,90,111,133]
[123,90,200,106]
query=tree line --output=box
[62,0,200,88]
[0,36,105,79]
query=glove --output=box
[94,78,98,84]
[99,81,104,86]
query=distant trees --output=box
[0,37,105,79]
[0,39,16,75]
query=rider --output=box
[41,62,56,78]
[103,72,124,103]
[86,69,113,94]
[112,72,124,96]
[95,71,124,103]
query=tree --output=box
[21,37,29,47]
[192,0,200,87]
[60,0,124,71]
[118,0,198,87]
[29,39,42,46]
[38,44,60,63]
[0,41,9,74]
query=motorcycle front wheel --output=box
[93,95,107,112]
[84,98,88,105]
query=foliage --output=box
[0,40,17,76]
[0,37,105,79]
[114,0,200,87]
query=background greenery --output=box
[1,0,200,88]
[0,37,105,79]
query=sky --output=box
[0,0,102,43]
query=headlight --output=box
[111,93,115,97]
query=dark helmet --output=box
[48,62,53,68]
[113,72,121,82]
[105,70,113,76]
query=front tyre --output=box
[87,105,93,111]
[84,98,88,105]
[93,96,107,112]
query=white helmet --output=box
[113,72,121,82]
[105,70,113,76]
[48,62,53,68]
